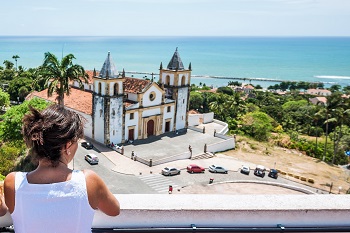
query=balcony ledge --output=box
[1,194,350,229]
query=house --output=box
[243,84,254,94]
[28,49,192,145]
[306,88,331,96]
[309,96,327,105]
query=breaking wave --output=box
[314,75,350,80]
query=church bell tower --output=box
[159,48,191,131]
[92,52,125,145]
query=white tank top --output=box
[12,170,95,233]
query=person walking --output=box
[3,104,120,233]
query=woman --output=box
[4,104,120,233]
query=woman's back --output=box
[12,170,95,233]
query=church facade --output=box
[90,48,191,145]
[29,48,192,145]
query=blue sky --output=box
[1,0,350,36]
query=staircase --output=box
[191,152,215,160]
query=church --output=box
[29,48,192,145]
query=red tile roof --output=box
[85,70,98,84]
[124,77,150,93]
[27,88,93,115]
[189,109,200,114]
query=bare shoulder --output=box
[4,172,16,188]
[82,169,103,184]
[4,172,16,214]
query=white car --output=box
[240,165,250,175]
[208,165,228,174]
[161,167,181,176]
[85,153,99,165]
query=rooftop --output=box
[98,51,119,79]
[27,88,93,115]
[167,47,185,70]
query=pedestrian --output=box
[3,104,120,232]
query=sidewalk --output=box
[92,139,251,175]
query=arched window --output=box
[181,76,186,86]
[98,82,102,95]
[114,83,118,95]
[166,75,170,85]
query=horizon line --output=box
[1,35,350,38]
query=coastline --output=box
[1,36,350,89]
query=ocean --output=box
[1,36,350,88]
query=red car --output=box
[187,164,205,173]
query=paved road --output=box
[73,123,323,194]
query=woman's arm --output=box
[3,172,15,214]
[84,169,120,216]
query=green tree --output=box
[329,84,341,93]
[3,60,14,70]
[217,86,234,95]
[36,52,88,106]
[0,98,50,141]
[8,77,33,101]
[240,111,274,141]
[0,143,22,176]
[12,55,20,71]
[0,89,10,110]
[318,93,344,163]
[189,91,204,111]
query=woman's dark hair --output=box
[22,104,85,166]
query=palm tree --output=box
[12,55,20,71]
[321,93,344,163]
[36,52,88,106]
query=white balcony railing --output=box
[1,194,350,232]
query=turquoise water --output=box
[1,36,350,88]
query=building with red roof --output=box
[28,49,192,145]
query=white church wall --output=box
[177,73,189,86]
[125,112,139,140]
[161,73,175,85]
[93,96,105,144]
[81,112,93,139]
[126,102,140,110]
[109,98,124,144]
[143,86,162,107]
[128,93,138,102]
[108,81,123,95]
[94,81,106,95]
[142,108,161,118]
[163,105,174,132]
[175,87,188,130]
[66,106,93,139]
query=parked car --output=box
[162,167,181,176]
[254,165,265,178]
[268,169,278,179]
[209,165,228,174]
[240,165,250,175]
[81,141,94,149]
[187,164,205,173]
[85,153,99,165]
